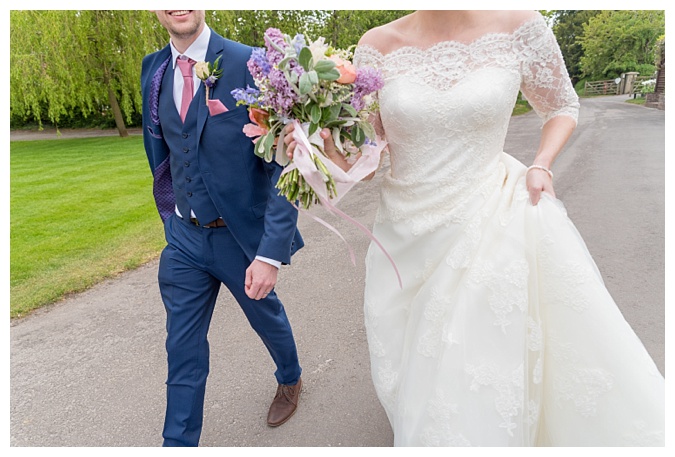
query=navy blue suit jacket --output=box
[141,29,303,264]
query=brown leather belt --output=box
[190,217,227,228]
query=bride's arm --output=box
[519,15,580,205]
[527,116,576,204]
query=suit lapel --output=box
[197,30,226,141]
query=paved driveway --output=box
[10,95,665,446]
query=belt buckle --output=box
[190,217,200,226]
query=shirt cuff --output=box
[255,256,281,269]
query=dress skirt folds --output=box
[355,14,665,446]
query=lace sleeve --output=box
[354,45,386,139]
[517,18,580,126]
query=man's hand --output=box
[245,259,279,300]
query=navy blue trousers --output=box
[158,214,302,446]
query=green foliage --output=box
[10,136,165,317]
[578,10,665,80]
[552,10,601,84]
[11,10,411,130]
[10,10,167,130]
[315,10,413,49]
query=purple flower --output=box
[351,66,384,111]
[265,68,299,115]
[291,34,306,55]
[205,75,217,88]
[231,85,261,106]
[248,47,271,80]
[264,28,287,66]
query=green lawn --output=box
[10,136,165,318]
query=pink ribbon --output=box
[284,120,403,289]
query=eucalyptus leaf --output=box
[360,121,376,140]
[308,122,319,137]
[313,59,336,73]
[342,103,358,117]
[299,72,312,94]
[316,69,340,81]
[329,103,342,121]
[298,47,313,71]
[310,104,322,124]
[263,132,276,162]
[278,56,293,70]
[308,70,319,85]
[351,124,365,148]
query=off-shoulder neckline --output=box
[356,15,545,59]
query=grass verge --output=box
[10,136,165,318]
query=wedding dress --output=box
[354,15,665,446]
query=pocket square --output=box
[208,99,229,116]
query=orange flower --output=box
[329,55,357,84]
[243,108,271,144]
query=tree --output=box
[10,10,413,132]
[578,10,665,80]
[10,10,167,135]
[552,10,601,84]
[317,10,412,49]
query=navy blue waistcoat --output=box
[158,66,220,224]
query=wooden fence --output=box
[630,75,656,95]
[584,79,619,95]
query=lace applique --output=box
[622,420,666,446]
[467,258,530,333]
[417,288,460,358]
[354,15,579,125]
[372,358,398,415]
[537,236,598,313]
[421,389,472,446]
[465,362,525,437]
[363,298,386,357]
[549,335,615,417]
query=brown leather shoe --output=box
[267,377,302,427]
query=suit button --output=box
[184,161,190,167]
[183,147,189,153]
[182,133,189,139]
[186,176,192,182]
[187,192,193,197]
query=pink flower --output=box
[329,55,357,84]
[242,108,270,144]
[242,108,279,146]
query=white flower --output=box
[308,37,329,64]
[194,61,210,80]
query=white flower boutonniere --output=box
[195,55,223,105]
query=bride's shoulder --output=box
[358,14,412,55]
[501,10,543,30]
[482,10,543,33]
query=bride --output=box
[286,10,665,446]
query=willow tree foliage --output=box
[578,10,665,80]
[10,10,167,135]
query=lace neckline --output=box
[356,16,543,59]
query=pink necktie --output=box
[176,56,195,122]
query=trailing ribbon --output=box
[283,119,403,289]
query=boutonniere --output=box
[195,55,223,105]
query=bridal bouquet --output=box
[231,28,385,210]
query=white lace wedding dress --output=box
[354,16,665,447]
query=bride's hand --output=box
[526,168,555,205]
[283,124,352,172]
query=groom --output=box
[141,10,303,446]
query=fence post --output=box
[624,72,639,95]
